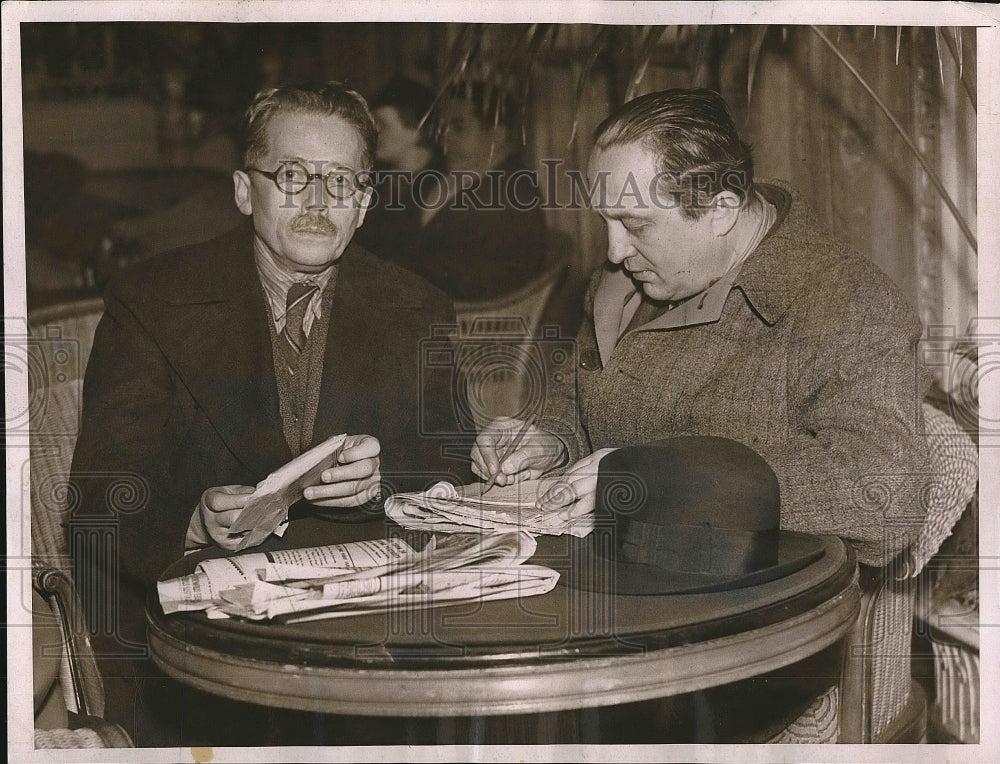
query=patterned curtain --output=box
[736,25,976,347]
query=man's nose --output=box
[605,224,634,264]
[304,178,330,210]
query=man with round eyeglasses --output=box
[70,81,465,743]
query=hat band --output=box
[619,519,779,577]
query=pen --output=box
[481,419,534,494]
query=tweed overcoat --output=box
[538,182,930,566]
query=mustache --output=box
[291,214,337,234]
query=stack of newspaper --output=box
[385,480,594,538]
[158,531,558,624]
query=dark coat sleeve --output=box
[371,278,475,493]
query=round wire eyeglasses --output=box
[247,161,367,200]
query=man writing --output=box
[70,81,462,741]
[473,88,929,569]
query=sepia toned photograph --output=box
[4,2,995,761]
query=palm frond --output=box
[953,25,963,78]
[933,26,945,86]
[495,24,538,101]
[942,26,976,110]
[626,25,668,102]
[430,22,975,252]
[517,24,553,145]
[418,23,484,132]
[809,25,977,254]
[689,25,715,87]
[746,25,769,105]
[567,26,612,147]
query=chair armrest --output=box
[839,561,916,742]
[33,565,106,718]
[910,403,978,575]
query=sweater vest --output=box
[264,270,339,457]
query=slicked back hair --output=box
[241,81,378,172]
[594,88,754,219]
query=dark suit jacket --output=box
[406,153,548,301]
[70,224,467,643]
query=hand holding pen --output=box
[471,417,569,490]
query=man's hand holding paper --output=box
[303,434,382,508]
[186,484,257,552]
[537,448,618,521]
[186,433,383,553]
[470,417,618,522]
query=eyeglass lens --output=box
[275,162,357,199]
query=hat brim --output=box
[565,530,827,596]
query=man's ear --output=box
[233,170,253,216]
[709,190,741,237]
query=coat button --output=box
[579,348,602,371]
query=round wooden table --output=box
[147,517,860,721]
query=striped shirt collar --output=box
[253,238,338,336]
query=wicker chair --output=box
[27,298,134,748]
[772,401,978,743]
[27,297,106,385]
[914,380,980,744]
[453,235,570,339]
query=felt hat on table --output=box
[569,436,825,595]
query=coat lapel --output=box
[153,227,291,477]
[310,245,383,444]
[593,266,637,367]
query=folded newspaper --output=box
[385,480,595,537]
[158,531,558,624]
[227,433,348,551]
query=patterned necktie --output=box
[283,282,319,355]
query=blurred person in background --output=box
[408,79,548,301]
[354,75,442,264]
